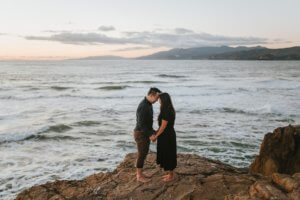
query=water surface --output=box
[0,60,299,199]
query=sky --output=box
[0,0,299,60]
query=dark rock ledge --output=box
[16,125,300,200]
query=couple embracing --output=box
[133,88,177,183]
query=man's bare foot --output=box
[137,176,151,183]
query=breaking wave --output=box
[97,85,130,90]
[0,124,72,144]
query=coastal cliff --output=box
[16,125,300,200]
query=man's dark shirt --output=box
[134,97,155,136]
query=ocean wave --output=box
[0,95,15,100]
[97,85,130,90]
[42,124,72,133]
[0,94,138,101]
[125,80,166,84]
[50,86,72,91]
[0,95,68,100]
[189,105,290,117]
[23,134,77,141]
[189,108,215,114]
[25,87,41,91]
[184,84,213,88]
[72,120,101,127]
[91,81,116,85]
[115,140,135,149]
[256,79,290,84]
[255,79,300,89]
[104,108,118,113]
[193,124,210,128]
[220,107,249,115]
[236,87,251,92]
[0,88,10,91]
[53,94,104,99]
[92,80,166,84]
[275,118,295,123]
[157,74,187,78]
[221,106,281,116]
[0,124,72,144]
[230,141,258,149]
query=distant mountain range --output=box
[208,46,300,60]
[136,46,265,60]
[75,46,300,60]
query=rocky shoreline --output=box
[16,125,300,200]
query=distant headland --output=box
[74,46,300,61]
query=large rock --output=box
[17,152,257,200]
[16,152,300,200]
[16,125,300,200]
[250,125,300,176]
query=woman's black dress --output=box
[156,109,177,171]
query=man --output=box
[134,87,161,183]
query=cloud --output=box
[25,32,129,45]
[43,30,70,33]
[98,25,115,32]
[272,38,292,43]
[24,27,269,48]
[174,28,194,34]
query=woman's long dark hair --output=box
[159,93,175,118]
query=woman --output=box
[151,92,177,182]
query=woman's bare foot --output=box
[137,175,151,183]
[162,174,169,178]
[162,174,175,182]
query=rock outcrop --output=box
[226,172,300,200]
[250,125,300,176]
[16,125,300,200]
[16,153,256,200]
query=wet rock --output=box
[250,125,300,176]
[272,173,298,192]
[248,180,288,199]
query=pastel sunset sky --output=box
[1,0,299,60]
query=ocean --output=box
[0,60,299,199]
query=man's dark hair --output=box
[147,87,161,95]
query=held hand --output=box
[151,135,157,142]
[152,135,157,142]
[149,135,154,142]
[149,135,153,141]
[149,135,157,142]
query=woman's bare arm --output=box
[154,120,168,139]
